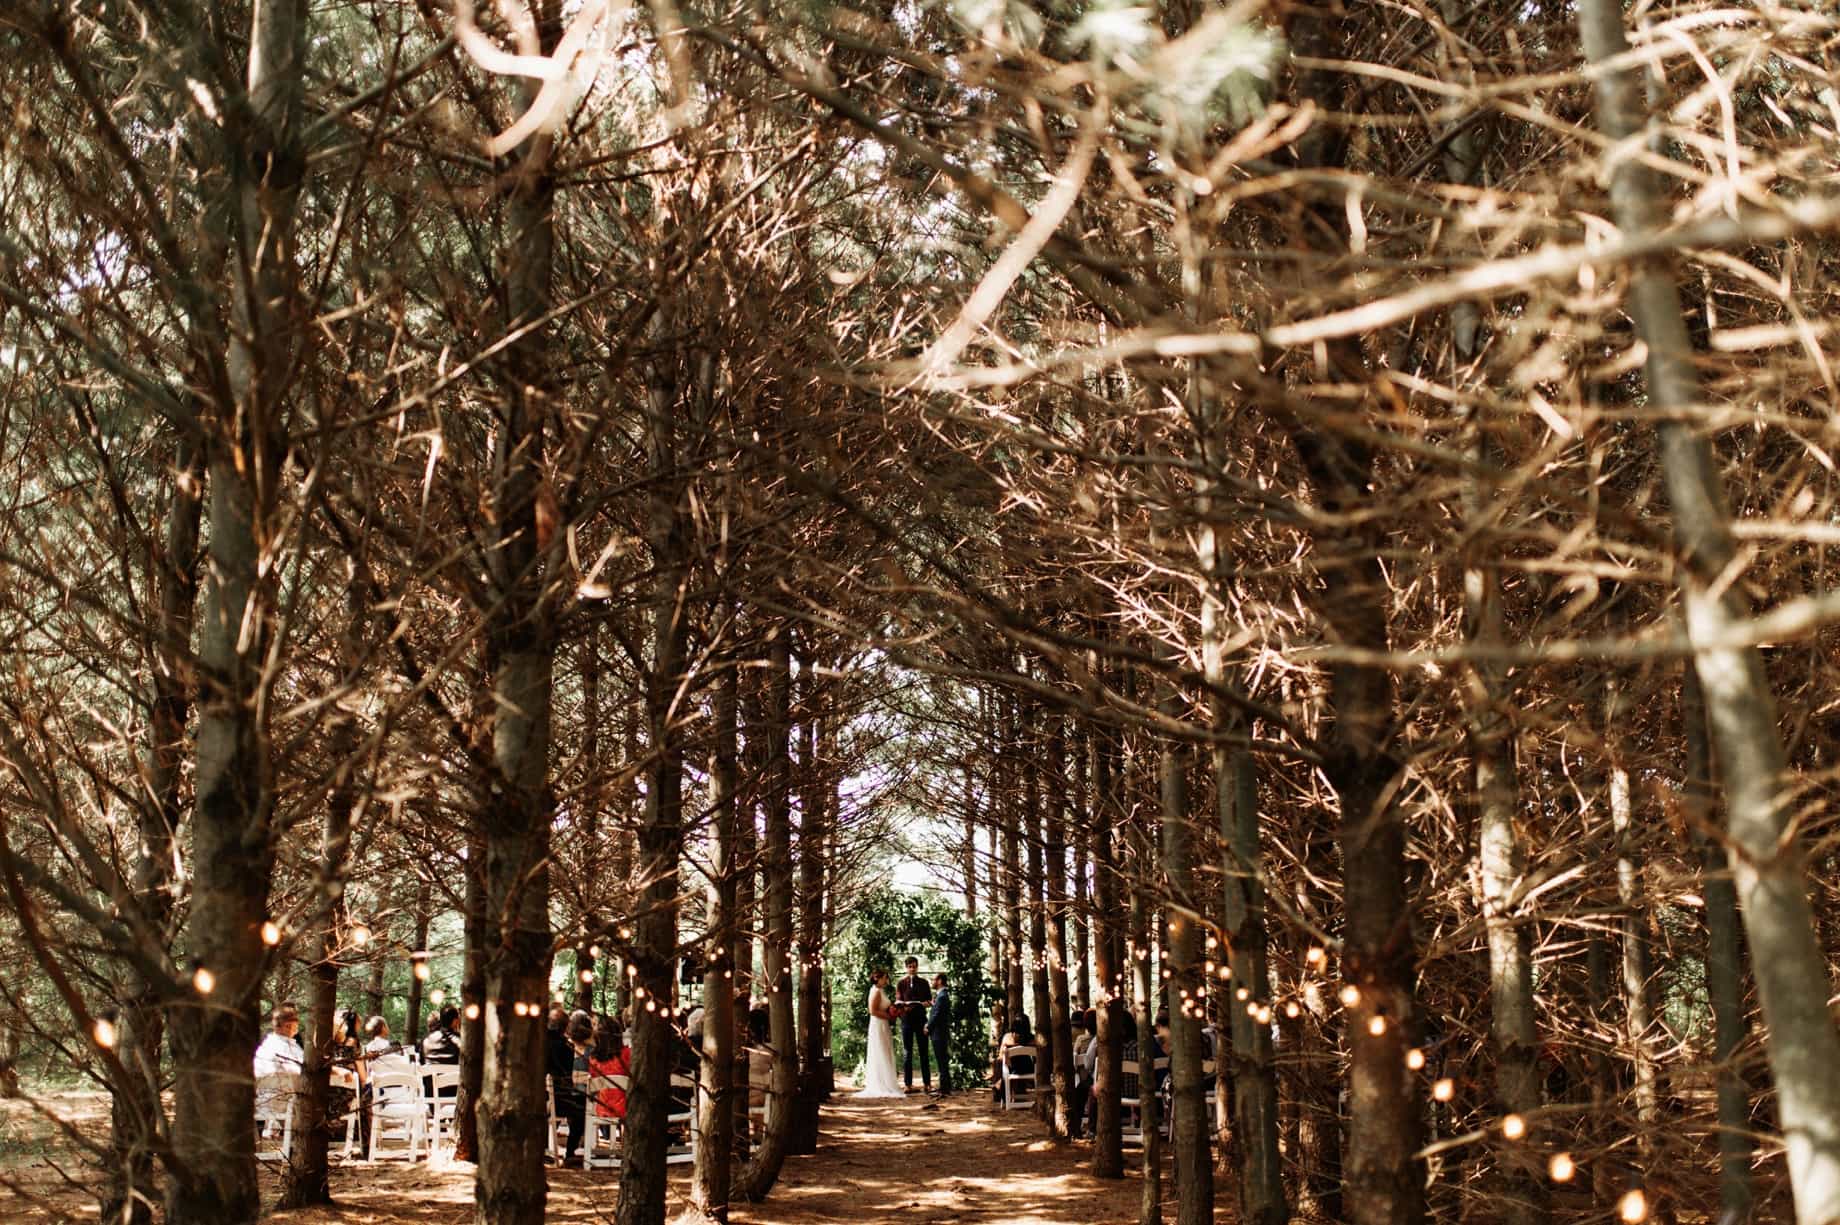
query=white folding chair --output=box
[584,1074,625,1170]
[254,1073,298,1161]
[369,1068,427,1161]
[422,1065,461,1161]
[1000,1046,1036,1110]
[1120,1059,1144,1144]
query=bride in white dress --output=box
[857,969,905,1098]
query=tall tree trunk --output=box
[280,567,366,1209]
[1045,717,1076,1140]
[741,635,796,1200]
[1132,831,1162,1225]
[793,664,827,1154]
[964,764,980,918]
[1608,689,1659,1138]
[1072,731,1092,1012]
[1162,728,1210,1225]
[1026,708,1054,1126]
[1683,667,1754,1221]
[575,626,602,1014]
[1091,710,1126,1179]
[616,359,693,1225]
[407,879,431,1045]
[1461,411,1544,1224]
[107,432,204,1225]
[1002,699,1026,1022]
[733,669,759,1162]
[165,0,304,1215]
[474,7,560,1215]
[1220,747,1285,1224]
[453,818,488,1162]
[693,659,740,1222]
[1579,4,1840,1218]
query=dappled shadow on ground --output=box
[2,1088,1177,1223]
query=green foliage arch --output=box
[827,886,990,1090]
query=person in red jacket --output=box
[588,1014,631,1118]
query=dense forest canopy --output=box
[2,1,1840,1224]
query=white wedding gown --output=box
[857,986,904,1098]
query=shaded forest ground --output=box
[0,1089,1165,1223]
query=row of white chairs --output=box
[254,1063,461,1164]
[992,1049,1215,1147]
[546,1070,700,1170]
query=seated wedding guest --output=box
[548,1006,586,1167]
[364,1015,394,1056]
[327,1009,368,1147]
[988,1002,1009,1105]
[1000,1012,1036,1076]
[254,1004,303,1077]
[421,1006,461,1064]
[745,1004,773,1111]
[588,1015,631,1120]
[1067,1013,1093,1136]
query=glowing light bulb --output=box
[619,926,632,941]
[351,924,371,947]
[646,1000,657,1013]
[1367,1015,1387,1037]
[589,945,603,958]
[1548,1152,1575,1183]
[1218,966,1231,980]
[261,921,282,946]
[1502,1113,1526,1140]
[581,969,595,983]
[1255,1006,1272,1025]
[1431,1078,1454,1102]
[1617,1188,1647,1223]
[513,1001,529,1017]
[1339,984,1360,1008]
[1306,946,1326,966]
[1406,1048,1425,1070]
[1205,936,1218,951]
[1236,987,1250,1002]
[414,962,430,981]
[94,1018,118,1048]
[431,990,446,1006]
[192,967,215,995]
[465,1002,481,1020]
[1284,1001,1301,1019]
[1246,1003,1259,1018]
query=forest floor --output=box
[1,1087,1176,1223]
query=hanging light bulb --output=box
[1339,984,1360,1008]
[350,924,371,948]
[260,921,282,947]
[431,989,446,1006]
[1235,987,1250,1002]
[1548,1152,1575,1183]
[1306,946,1326,966]
[192,967,215,995]
[414,962,431,981]
[1431,1077,1454,1102]
[1406,1048,1426,1070]
[513,1001,529,1018]
[1367,1015,1387,1037]
[94,1017,118,1049]
[1284,1001,1301,1019]
[464,1002,481,1020]
[1501,1113,1526,1140]
[1617,1188,1648,1223]
[589,945,603,959]
[1255,1005,1272,1025]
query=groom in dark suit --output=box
[927,974,953,1096]
[896,956,933,1093]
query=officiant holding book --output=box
[895,956,933,1093]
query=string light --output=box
[351,924,371,948]
[1339,984,1360,1008]
[1431,1078,1454,1102]
[513,1002,529,1017]
[261,921,282,947]
[431,990,446,1006]
[1254,1006,1272,1025]
[1617,1188,1648,1223]
[465,1002,481,1020]
[1306,946,1326,966]
[1284,1001,1301,1019]
[93,1018,118,1049]
[1205,936,1219,951]
[646,1000,657,1012]
[192,967,215,995]
[1236,987,1250,1002]
[1501,1113,1526,1140]
[1367,1015,1387,1037]
[1548,1153,1575,1183]
[589,945,603,958]
[580,969,595,984]
[414,962,430,981]
[1406,1048,1425,1070]
[619,927,632,940]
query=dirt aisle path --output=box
[1,1088,1161,1223]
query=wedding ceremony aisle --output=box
[0,1089,1159,1225]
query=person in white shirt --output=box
[363,1015,395,1057]
[253,1004,303,1078]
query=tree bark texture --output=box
[694,659,740,1222]
[1090,713,1126,1179]
[1161,734,1211,1225]
[1045,717,1076,1140]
